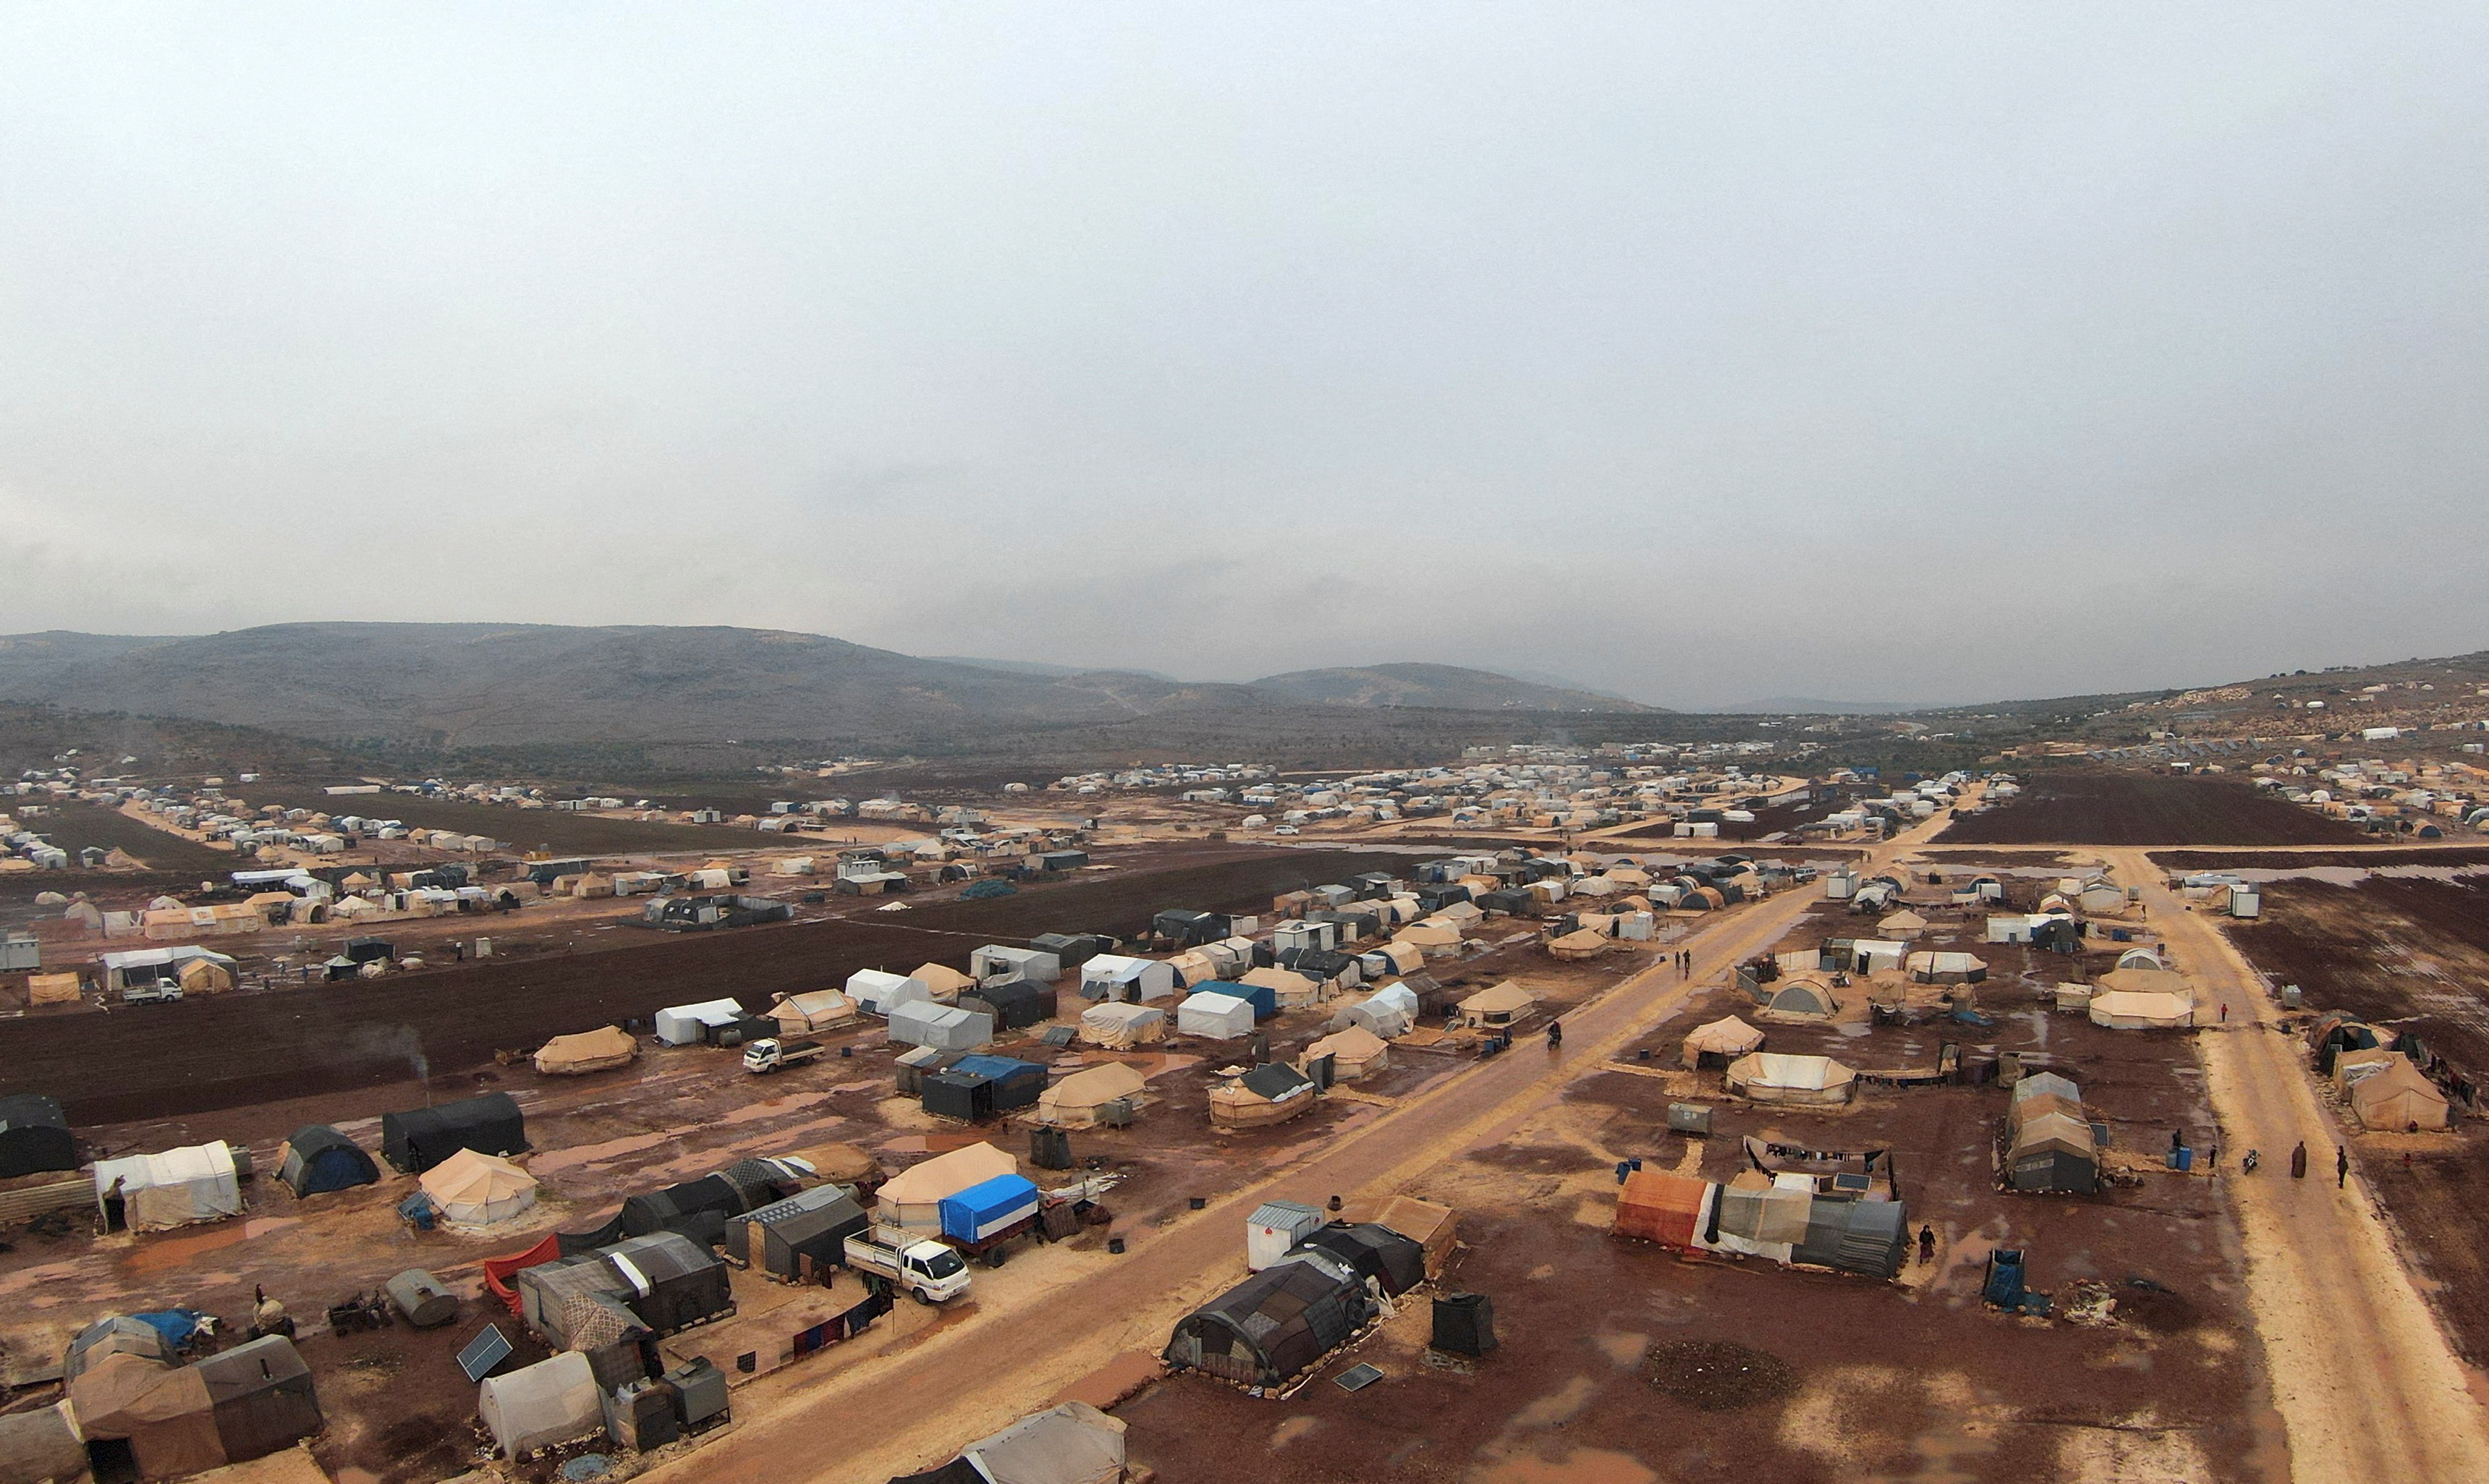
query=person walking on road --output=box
[2291,1141,2308,1179]
[2219,1002,2228,1023]
[1917,1224,1936,1265]
[2339,1145,2350,1189]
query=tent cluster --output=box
[2082,967,2198,1030]
[63,1319,321,1482]
[1613,1168,1907,1279]
[2311,1015,2455,1130]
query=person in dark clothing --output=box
[2291,1141,2308,1179]
[2338,1145,2350,1188]
[1917,1224,1936,1264]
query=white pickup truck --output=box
[843,1226,972,1305]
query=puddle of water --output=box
[720,1093,831,1125]
[0,1260,90,1298]
[1474,1448,1657,1484]
[528,1131,672,1175]
[124,1216,299,1274]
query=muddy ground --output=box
[2148,847,2489,872]
[2222,873,2489,1365]
[0,847,1422,1125]
[1937,773,2365,847]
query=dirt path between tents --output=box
[2108,847,2489,1484]
[629,812,1967,1483]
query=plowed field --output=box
[0,847,1417,1126]
[1938,771,2367,846]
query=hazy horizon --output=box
[7,7,2488,710]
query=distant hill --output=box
[1714,697,1954,716]
[0,625,1658,747]
[1247,663,1664,713]
[924,656,1182,683]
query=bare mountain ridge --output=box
[0,624,1660,747]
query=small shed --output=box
[729,1186,870,1281]
[653,998,746,1046]
[1246,1200,1325,1271]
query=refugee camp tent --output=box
[1789,1198,1909,1279]
[381,1092,528,1174]
[1341,983,1420,1039]
[1757,980,1836,1025]
[1877,910,1929,938]
[1680,1016,1765,1069]
[923,1056,1048,1123]
[951,1401,1127,1484]
[71,1336,321,1482]
[2114,949,2167,972]
[1162,1250,1373,1386]
[1035,1062,1148,1127]
[1339,1195,1458,1279]
[878,1143,1019,1236]
[1079,1002,1166,1049]
[962,979,1056,1031]
[1080,955,1177,1004]
[478,1352,602,1460]
[0,1402,85,1484]
[1905,951,1987,985]
[972,945,1061,984]
[0,1093,77,1178]
[534,1025,640,1076]
[889,1001,995,1053]
[2009,1111,2100,1194]
[2349,1057,2453,1131]
[278,1125,378,1197]
[1176,990,1256,1040]
[1210,1063,1318,1128]
[1545,928,1613,962]
[653,999,746,1046]
[912,963,977,1002]
[768,990,859,1035]
[421,1149,538,1229]
[1725,1053,1856,1106]
[2087,990,2195,1030]
[2097,967,2193,1001]
[1304,1025,1390,1081]
[190,1339,323,1466]
[1298,1222,1426,1295]
[1453,981,1538,1030]
[1613,1169,1713,1248]
[1239,964,1320,1009]
[94,1142,243,1231]
[729,1186,870,1281]
[847,970,934,1018]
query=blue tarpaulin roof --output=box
[939,1174,1040,1240]
[1198,980,1278,1019]
[949,1055,1042,1082]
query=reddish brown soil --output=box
[2223,875,2489,1363]
[2150,847,2489,871]
[1938,772,2367,847]
[0,848,1422,1126]
[4,803,236,874]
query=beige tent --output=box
[1239,965,1321,1007]
[2087,990,2195,1030]
[1757,979,1838,1025]
[1166,949,1219,987]
[1454,980,1538,1030]
[177,956,234,994]
[533,1025,639,1075]
[29,971,82,1005]
[1373,941,1426,976]
[2349,1057,2451,1131]
[1681,1015,1765,1069]
[911,963,976,1002]
[784,1142,886,1193]
[2332,1046,2397,1091]
[1726,1051,1856,1106]
[1877,910,1929,938]
[1546,928,1613,962]
[1080,1002,1168,1049]
[1209,1064,1319,1128]
[2098,967,2193,1001]
[420,1148,537,1229]
[770,990,860,1035]
[878,1142,1017,1234]
[1338,1192,1458,1279]
[1394,922,1462,957]
[1035,1062,1149,1127]
[1304,1025,1391,1080]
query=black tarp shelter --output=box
[381,1092,526,1175]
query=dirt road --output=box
[637,815,1959,1482]
[2111,847,2489,1484]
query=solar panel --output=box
[1333,1363,1384,1392]
[457,1323,514,1382]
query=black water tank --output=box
[1431,1292,1497,1357]
[1030,1126,1072,1171]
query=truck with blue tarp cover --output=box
[936,1173,1044,1266]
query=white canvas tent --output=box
[1176,991,1256,1040]
[420,1148,538,1229]
[955,1401,1127,1484]
[847,970,933,1017]
[1339,983,1418,1039]
[1725,1052,1857,1106]
[889,1001,993,1052]
[478,1352,601,1459]
[1079,1002,1167,1049]
[653,998,745,1046]
[94,1141,242,1231]
[1080,954,1176,1004]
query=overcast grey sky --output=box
[4,6,2486,707]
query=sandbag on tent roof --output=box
[1682,1016,1765,1069]
[1756,980,1836,1025]
[421,1148,538,1229]
[878,1142,1018,1236]
[383,1092,527,1174]
[1035,1062,1148,1127]
[478,1351,601,1460]
[952,1400,1127,1484]
[278,1124,378,1197]
[770,989,859,1034]
[95,1142,243,1232]
[2087,990,2195,1030]
[534,1025,640,1075]
[1078,1001,1166,1049]
[1726,1052,1856,1105]
[1163,1250,1373,1388]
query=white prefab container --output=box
[1246,1200,1325,1271]
[2228,886,2262,919]
[848,970,933,1017]
[971,944,1061,984]
[653,998,746,1046]
[1824,872,1858,901]
[1176,991,1255,1040]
